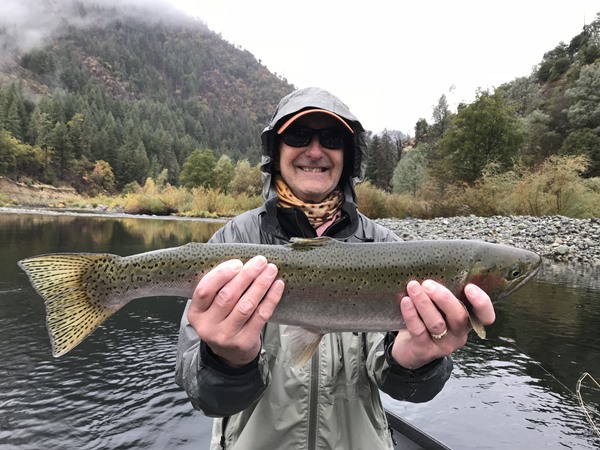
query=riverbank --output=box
[2,206,598,263]
[376,215,600,264]
[0,205,228,223]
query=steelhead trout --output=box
[18,237,541,364]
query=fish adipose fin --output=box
[283,325,325,367]
[18,254,120,357]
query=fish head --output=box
[465,244,542,304]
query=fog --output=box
[0,0,197,61]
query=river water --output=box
[0,211,599,449]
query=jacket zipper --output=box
[220,416,230,449]
[307,346,320,450]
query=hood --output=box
[260,87,368,201]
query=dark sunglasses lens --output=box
[282,128,312,147]
[282,127,345,149]
[318,129,344,149]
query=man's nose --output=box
[304,136,324,157]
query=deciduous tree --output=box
[434,90,524,184]
[179,148,216,189]
[213,154,235,193]
[392,144,429,197]
[566,61,600,131]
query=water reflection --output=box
[2,212,600,449]
[0,212,223,449]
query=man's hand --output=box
[391,280,496,370]
[187,255,284,368]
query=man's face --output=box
[277,113,345,203]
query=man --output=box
[175,87,495,449]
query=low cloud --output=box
[0,0,192,56]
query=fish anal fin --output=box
[283,326,324,367]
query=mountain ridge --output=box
[0,0,294,188]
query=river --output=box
[0,211,599,449]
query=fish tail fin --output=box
[18,253,121,357]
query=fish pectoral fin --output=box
[468,311,486,339]
[289,236,337,249]
[283,326,324,367]
[458,300,486,339]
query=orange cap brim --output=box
[277,108,354,134]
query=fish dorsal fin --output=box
[289,236,337,250]
[282,325,325,367]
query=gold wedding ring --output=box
[430,329,448,340]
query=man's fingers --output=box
[421,280,472,332]
[190,258,243,314]
[224,263,279,331]
[242,278,285,338]
[406,280,451,336]
[192,255,268,321]
[464,284,495,325]
[191,260,284,368]
[394,280,496,370]
[400,296,429,338]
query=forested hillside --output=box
[1,2,599,220]
[362,12,600,218]
[0,0,293,191]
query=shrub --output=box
[229,160,262,196]
[356,181,390,219]
[0,192,10,205]
[459,164,521,216]
[185,187,228,217]
[159,185,191,213]
[123,193,177,215]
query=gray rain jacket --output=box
[175,87,453,450]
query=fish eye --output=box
[507,265,523,280]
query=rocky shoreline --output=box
[375,215,600,265]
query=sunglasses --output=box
[281,126,346,150]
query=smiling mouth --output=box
[299,167,327,173]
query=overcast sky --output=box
[170,0,599,135]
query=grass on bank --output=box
[2,155,599,219]
[82,179,262,217]
[356,155,600,219]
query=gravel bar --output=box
[375,215,600,264]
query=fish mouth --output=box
[498,255,543,302]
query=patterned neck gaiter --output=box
[274,175,344,229]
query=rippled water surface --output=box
[0,213,223,449]
[385,262,600,449]
[1,212,599,449]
